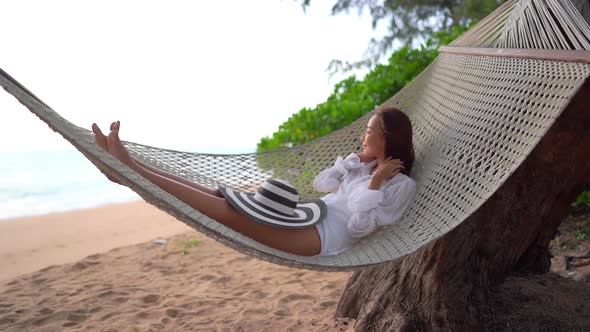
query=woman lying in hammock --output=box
[92,107,417,257]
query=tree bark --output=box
[335,79,590,331]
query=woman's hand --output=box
[368,157,404,190]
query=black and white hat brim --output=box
[219,187,327,228]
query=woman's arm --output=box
[368,157,405,190]
[313,153,363,193]
[346,157,410,238]
[347,178,417,238]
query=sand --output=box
[0,201,354,331]
[0,201,193,283]
[1,202,589,331]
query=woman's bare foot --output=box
[107,121,135,167]
[91,121,134,184]
[92,123,109,152]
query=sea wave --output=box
[0,150,138,220]
[1,147,254,220]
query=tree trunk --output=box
[335,79,590,331]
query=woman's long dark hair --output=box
[376,107,415,176]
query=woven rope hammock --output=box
[2,0,590,271]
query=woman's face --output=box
[360,115,385,159]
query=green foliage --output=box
[572,229,589,242]
[257,24,469,152]
[300,0,505,71]
[572,191,590,209]
[257,18,590,205]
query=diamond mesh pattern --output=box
[1,54,588,271]
[1,0,589,270]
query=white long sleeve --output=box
[314,154,418,256]
[312,153,363,193]
[346,178,417,239]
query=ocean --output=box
[0,150,139,220]
[0,147,254,220]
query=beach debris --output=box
[173,239,202,255]
[572,270,590,283]
[564,255,590,270]
[152,239,168,245]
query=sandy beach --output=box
[0,201,193,283]
[0,201,354,331]
[1,201,589,331]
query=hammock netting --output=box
[2,0,589,271]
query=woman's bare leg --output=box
[93,122,222,197]
[133,159,222,198]
[95,122,321,256]
[130,161,320,255]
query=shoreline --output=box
[0,199,142,223]
[0,200,193,282]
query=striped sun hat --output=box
[219,179,327,228]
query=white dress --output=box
[313,153,418,256]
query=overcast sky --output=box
[1,0,383,153]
